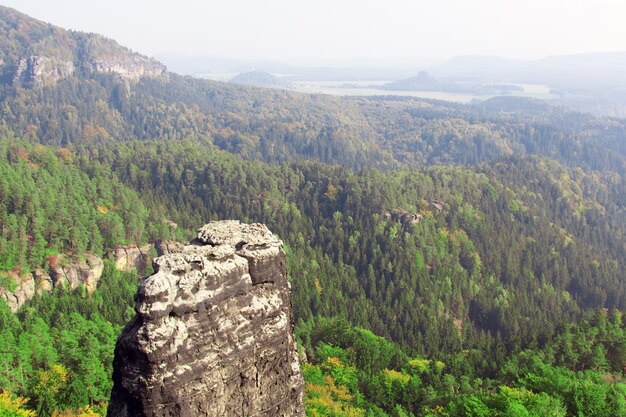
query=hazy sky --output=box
[3,0,626,65]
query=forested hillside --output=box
[2,71,625,173]
[0,6,625,417]
[1,4,625,174]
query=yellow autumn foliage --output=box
[0,392,36,417]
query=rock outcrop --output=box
[83,56,166,80]
[13,55,75,86]
[0,254,105,313]
[50,253,104,293]
[33,268,53,293]
[154,240,185,257]
[0,271,35,312]
[383,208,424,226]
[107,221,305,417]
[0,5,166,87]
[111,244,154,274]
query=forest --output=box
[0,135,624,416]
[0,6,625,416]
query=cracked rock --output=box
[107,220,304,417]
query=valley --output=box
[0,4,624,417]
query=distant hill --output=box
[380,71,522,95]
[381,71,440,90]
[230,70,291,88]
[431,52,626,117]
[0,4,624,174]
[0,5,165,86]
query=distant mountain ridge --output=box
[0,5,624,175]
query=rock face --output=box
[13,55,75,86]
[154,240,185,257]
[50,253,104,293]
[111,244,154,274]
[0,254,105,313]
[83,56,166,80]
[383,208,424,226]
[33,268,53,293]
[0,271,35,312]
[10,53,165,87]
[107,221,305,417]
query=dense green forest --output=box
[0,6,625,416]
[1,137,624,416]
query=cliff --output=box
[107,220,305,417]
[0,240,186,313]
[0,254,104,312]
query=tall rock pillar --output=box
[107,220,305,417]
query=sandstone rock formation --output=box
[154,239,185,256]
[1,6,166,88]
[111,243,154,274]
[33,268,53,293]
[0,271,35,312]
[83,56,166,80]
[430,200,446,212]
[0,254,106,313]
[13,55,75,86]
[50,253,104,293]
[107,221,305,417]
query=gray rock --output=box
[0,271,35,312]
[50,253,104,293]
[111,244,153,273]
[383,208,424,226]
[154,240,185,257]
[107,220,304,417]
[13,55,75,86]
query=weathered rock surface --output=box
[107,220,305,417]
[0,255,105,313]
[154,240,185,257]
[50,253,104,293]
[33,268,53,293]
[0,271,35,312]
[111,244,154,273]
[13,55,75,86]
[84,56,166,80]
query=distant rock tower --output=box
[107,221,305,417]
